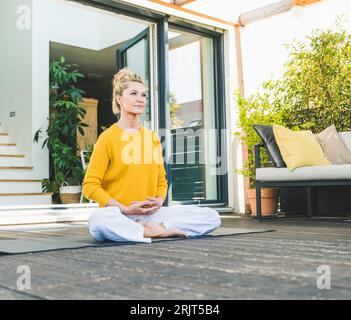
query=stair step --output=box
[0,213,89,226]
[0,134,9,144]
[0,179,42,182]
[0,126,50,206]
[0,203,98,226]
[0,194,52,205]
[0,180,43,193]
[0,203,98,211]
[0,144,18,154]
[0,154,25,157]
[0,192,53,196]
[0,168,39,179]
[0,155,25,166]
[0,167,33,171]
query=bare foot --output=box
[157,228,188,238]
[142,221,167,238]
[142,221,187,238]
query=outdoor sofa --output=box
[254,128,351,221]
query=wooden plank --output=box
[0,217,350,299]
[0,287,37,300]
[235,23,250,213]
[294,0,320,5]
[0,166,33,170]
[174,0,198,6]
[77,98,98,151]
[0,143,16,146]
[0,193,53,196]
[79,98,98,108]
[0,154,25,158]
[239,0,294,26]
[235,26,244,96]
[239,0,321,25]
[148,0,239,27]
[169,33,201,50]
[0,179,42,182]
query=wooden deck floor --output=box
[0,215,350,300]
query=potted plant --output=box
[236,20,351,216]
[235,90,285,216]
[34,56,88,204]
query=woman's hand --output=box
[123,201,158,215]
[146,196,164,209]
[106,197,164,215]
[106,198,154,215]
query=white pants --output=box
[88,206,221,243]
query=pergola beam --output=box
[295,0,320,5]
[173,0,198,6]
[239,0,321,26]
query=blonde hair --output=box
[112,68,146,115]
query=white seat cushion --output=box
[339,132,351,152]
[256,164,351,181]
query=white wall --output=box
[241,0,351,96]
[0,0,33,163]
[224,0,351,213]
[224,27,246,214]
[1,0,242,211]
[97,12,147,49]
[184,0,351,213]
[31,0,148,179]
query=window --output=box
[167,26,227,205]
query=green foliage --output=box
[169,92,183,128]
[236,20,351,187]
[34,56,86,193]
[83,143,94,167]
[235,90,287,187]
[273,19,351,132]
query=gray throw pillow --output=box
[316,124,351,164]
[253,124,286,168]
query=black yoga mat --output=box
[0,226,274,255]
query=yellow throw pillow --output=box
[273,124,330,171]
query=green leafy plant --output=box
[83,143,94,167]
[34,56,87,196]
[169,92,183,129]
[236,19,351,187]
[235,90,286,188]
[269,18,351,132]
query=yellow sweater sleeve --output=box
[154,133,168,199]
[157,162,168,199]
[82,132,112,207]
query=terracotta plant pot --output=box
[60,192,81,204]
[59,183,82,204]
[247,188,279,216]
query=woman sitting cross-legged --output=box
[82,68,221,243]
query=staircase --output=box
[0,123,52,206]
[0,203,98,226]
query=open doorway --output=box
[49,1,154,149]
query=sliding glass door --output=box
[116,28,152,128]
[73,0,228,207]
[167,26,227,205]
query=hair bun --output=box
[114,68,131,82]
[111,68,146,115]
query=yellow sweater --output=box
[82,124,168,207]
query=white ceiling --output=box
[180,0,283,22]
[50,0,285,81]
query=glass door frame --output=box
[115,28,150,72]
[74,0,228,207]
[116,28,152,127]
[166,20,228,207]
